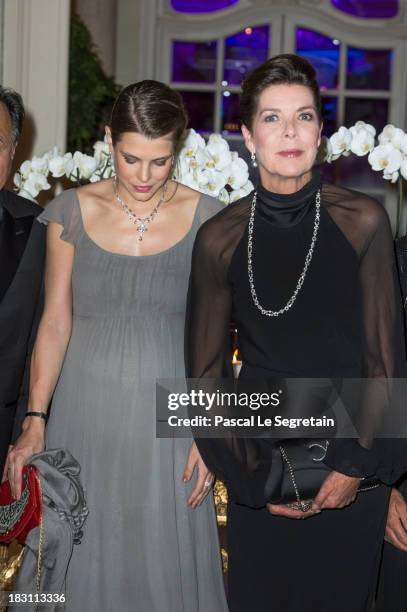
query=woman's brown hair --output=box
[240,54,322,129]
[109,80,188,155]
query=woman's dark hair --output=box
[240,54,322,129]
[109,80,188,154]
[0,86,25,144]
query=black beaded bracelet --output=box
[25,411,48,422]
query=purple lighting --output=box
[171,0,238,13]
[321,97,338,136]
[347,48,392,90]
[331,0,399,19]
[172,41,217,83]
[296,28,340,90]
[224,25,270,85]
[222,92,240,135]
[177,91,215,133]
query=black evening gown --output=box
[186,171,407,612]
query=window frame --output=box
[138,0,407,220]
[155,3,407,135]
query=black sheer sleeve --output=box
[323,187,407,481]
[186,220,232,380]
[186,197,274,505]
[186,196,252,380]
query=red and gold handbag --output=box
[0,465,42,545]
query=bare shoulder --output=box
[173,182,224,222]
[76,178,114,215]
[173,182,202,206]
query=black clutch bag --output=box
[265,439,380,512]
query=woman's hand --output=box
[267,501,320,519]
[182,441,214,509]
[384,488,407,552]
[313,470,360,510]
[1,417,45,499]
[267,470,360,519]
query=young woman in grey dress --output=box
[5,81,228,611]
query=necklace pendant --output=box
[114,177,169,243]
[137,221,147,241]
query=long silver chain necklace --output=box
[113,177,168,241]
[247,189,321,317]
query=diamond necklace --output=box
[247,188,321,317]
[113,177,168,241]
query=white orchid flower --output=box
[323,135,343,162]
[378,124,395,144]
[400,134,407,155]
[13,172,23,189]
[349,121,376,138]
[218,188,230,204]
[185,173,200,190]
[23,172,51,198]
[71,151,98,181]
[350,129,375,156]
[368,143,403,173]
[207,133,230,152]
[93,140,110,162]
[390,128,405,149]
[177,168,199,190]
[329,127,352,157]
[324,137,335,163]
[204,136,232,169]
[45,146,61,160]
[226,158,250,189]
[382,168,399,182]
[48,155,66,177]
[49,152,73,178]
[19,160,32,179]
[17,188,37,202]
[242,180,254,195]
[30,155,49,175]
[173,154,190,181]
[64,155,75,178]
[193,147,213,169]
[206,134,232,170]
[201,168,228,195]
[229,181,255,203]
[378,124,406,149]
[193,167,210,187]
[400,158,407,180]
[208,148,232,171]
[182,129,206,158]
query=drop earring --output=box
[251,151,258,168]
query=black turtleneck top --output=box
[186,173,407,506]
[256,169,321,227]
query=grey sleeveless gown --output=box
[37,189,228,612]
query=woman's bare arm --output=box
[2,222,74,497]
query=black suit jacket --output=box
[0,189,45,466]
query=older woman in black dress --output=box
[187,54,406,611]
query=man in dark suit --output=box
[0,86,45,476]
